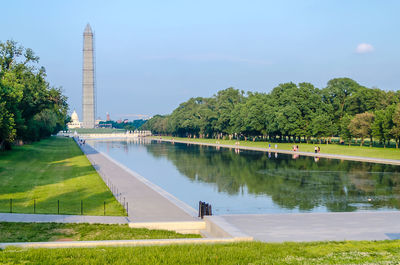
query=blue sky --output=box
[2,1,399,120]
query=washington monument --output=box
[82,24,95,128]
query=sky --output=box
[2,1,400,120]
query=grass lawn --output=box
[158,136,400,160]
[1,240,400,264]
[0,222,200,242]
[0,137,125,216]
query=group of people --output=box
[314,146,321,153]
[292,145,299,151]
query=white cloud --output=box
[356,43,374,54]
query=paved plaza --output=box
[219,211,400,242]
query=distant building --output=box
[106,112,111,121]
[67,110,81,129]
[123,119,129,124]
[95,118,103,126]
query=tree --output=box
[0,40,68,150]
[214,88,244,138]
[322,78,361,134]
[339,114,353,145]
[141,115,170,135]
[391,104,400,148]
[144,79,400,149]
[310,111,335,143]
[348,112,375,146]
[230,92,268,138]
[372,106,394,148]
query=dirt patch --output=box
[50,228,76,241]
[53,228,75,235]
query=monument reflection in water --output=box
[91,139,400,215]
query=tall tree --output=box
[214,87,244,138]
[372,106,394,148]
[0,40,68,149]
[322,78,361,133]
[339,114,353,145]
[391,104,400,148]
[348,112,375,146]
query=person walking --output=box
[314,146,318,153]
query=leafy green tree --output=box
[391,104,400,148]
[0,40,68,149]
[144,78,400,149]
[338,114,352,145]
[347,87,387,114]
[372,106,394,148]
[231,92,268,139]
[141,115,170,135]
[322,78,361,134]
[310,111,335,143]
[348,112,375,146]
[214,87,244,138]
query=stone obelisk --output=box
[82,24,95,128]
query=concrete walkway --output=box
[79,142,198,222]
[0,213,129,224]
[159,139,400,166]
[219,211,400,242]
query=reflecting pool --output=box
[90,139,400,214]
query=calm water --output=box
[90,139,400,214]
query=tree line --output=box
[0,40,68,150]
[141,78,400,148]
[99,119,147,131]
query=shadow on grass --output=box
[0,137,124,216]
[0,136,105,193]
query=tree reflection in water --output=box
[145,141,400,212]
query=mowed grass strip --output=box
[1,240,400,264]
[0,222,200,242]
[0,137,125,216]
[158,136,400,160]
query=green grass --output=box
[158,136,400,160]
[0,137,125,216]
[0,222,200,242]
[69,128,125,134]
[1,240,400,264]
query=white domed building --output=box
[67,110,82,129]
